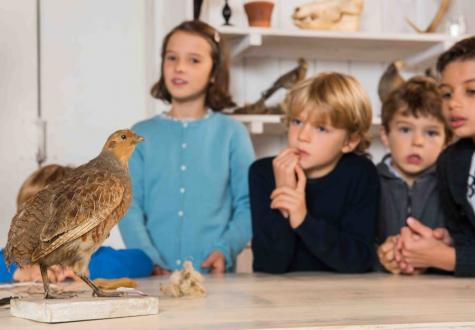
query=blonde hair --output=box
[283,72,372,154]
[17,164,74,209]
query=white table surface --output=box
[2,272,475,329]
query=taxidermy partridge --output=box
[378,61,405,102]
[4,129,143,298]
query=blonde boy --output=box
[249,72,379,273]
[376,77,452,274]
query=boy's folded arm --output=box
[251,211,297,274]
[294,178,379,273]
[249,161,296,273]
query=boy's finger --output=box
[295,165,307,192]
[281,155,299,172]
[380,243,392,254]
[275,148,297,161]
[380,238,395,253]
[391,235,400,244]
[385,247,394,261]
[387,261,401,274]
[407,217,432,238]
[271,196,292,208]
[271,200,292,212]
[271,187,297,199]
[400,226,413,243]
[433,228,451,244]
[432,228,445,239]
[395,235,405,262]
[279,209,289,218]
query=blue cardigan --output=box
[119,111,255,272]
[0,246,153,283]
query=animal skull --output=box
[292,0,364,31]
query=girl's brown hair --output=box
[150,20,235,111]
[283,72,373,154]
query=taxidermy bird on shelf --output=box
[4,129,143,299]
[262,58,308,100]
[377,60,405,102]
[234,58,308,114]
[377,61,439,105]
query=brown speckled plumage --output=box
[4,129,143,298]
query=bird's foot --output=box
[44,292,77,299]
[92,289,125,298]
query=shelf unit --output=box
[219,26,461,71]
[230,114,283,134]
[221,27,464,135]
[229,114,381,135]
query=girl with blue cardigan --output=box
[119,21,254,274]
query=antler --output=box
[406,0,451,33]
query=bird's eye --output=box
[121,134,127,140]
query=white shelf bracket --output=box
[249,121,264,134]
[229,33,262,59]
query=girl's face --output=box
[163,31,214,104]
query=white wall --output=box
[41,0,151,166]
[0,0,39,247]
[39,0,157,248]
[0,0,160,248]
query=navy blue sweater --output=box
[437,139,475,276]
[250,153,379,274]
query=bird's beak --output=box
[134,135,144,144]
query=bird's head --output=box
[298,58,308,68]
[102,129,144,165]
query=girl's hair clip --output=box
[214,31,221,44]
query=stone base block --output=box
[10,295,159,323]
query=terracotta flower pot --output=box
[244,1,274,28]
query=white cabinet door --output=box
[40,0,152,248]
[0,0,39,246]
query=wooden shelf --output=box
[230,114,283,134]
[219,26,463,71]
[230,114,381,135]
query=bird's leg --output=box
[78,274,125,297]
[40,264,54,299]
[40,264,74,299]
